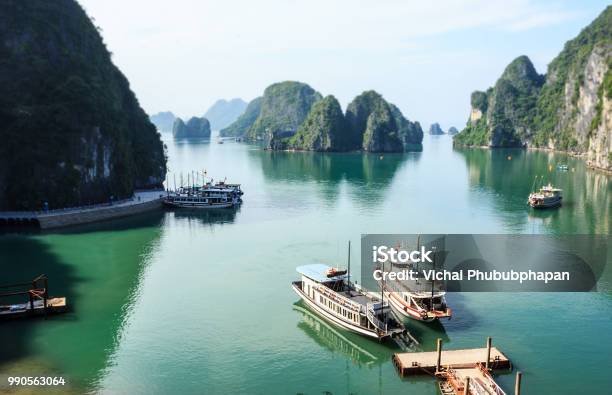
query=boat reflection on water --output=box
[293,302,380,367]
[169,206,240,226]
[399,315,450,347]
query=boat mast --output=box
[347,240,351,294]
[380,251,385,324]
[430,246,436,311]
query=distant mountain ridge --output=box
[204,98,247,130]
[150,111,176,132]
[248,81,323,142]
[455,6,611,171]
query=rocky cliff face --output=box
[428,123,445,135]
[346,91,418,152]
[172,117,211,138]
[388,104,424,149]
[0,0,166,210]
[455,6,611,170]
[150,111,176,132]
[204,98,247,130]
[247,81,322,142]
[532,7,611,171]
[282,96,351,151]
[455,56,544,147]
[219,97,262,137]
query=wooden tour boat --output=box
[164,174,243,209]
[291,243,415,345]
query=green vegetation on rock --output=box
[388,104,424,149]
[533,6,611,148]
[346,91,415,152]
[219,97,262,137]
[456,6,611,170]
[247,81,322,141]
[455,56,544,148]
[282,96,351,151]
[172,117,211,138]
[0,0,166,210]
[223,84,423,153]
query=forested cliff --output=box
[455,7,611,171]
[0,0,167,210]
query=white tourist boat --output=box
[528,183,562,208]
[291,263,408,342]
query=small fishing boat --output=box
[292,264,408,342]
[380,239,452,322]
[384,285,451,322]
[528,183,562,209]
[557,164,569,171]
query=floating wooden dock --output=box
[0,275,68,320]
[393,338,522,395]
[393,346,510,376]
[0,297,67,320]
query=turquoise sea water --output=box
[0,134,610,394]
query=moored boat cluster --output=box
[164,172,244,209]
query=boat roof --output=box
[296,264,346,283]
[541,184,562,191]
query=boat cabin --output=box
[294,264,406,340]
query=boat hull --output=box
[528,197,562,209]
[385,291,451,323]
[291,282,383,340]
[163,200,235,209]
[0,297,67,320]
[387,294,435,322]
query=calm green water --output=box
[0,134,610,394]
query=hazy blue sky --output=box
[78,0,609,130]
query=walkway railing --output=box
[366,303,388,333]
[0,189,164,218]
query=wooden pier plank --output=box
[393,347,510,376]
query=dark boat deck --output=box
[336,290,374,307]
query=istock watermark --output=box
[360,234,609,292]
